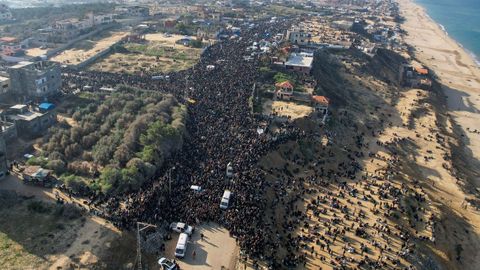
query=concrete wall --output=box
[73,45,114,70]
[45,23,118,59]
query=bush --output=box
[47,160,66,175]
[42,87,187,196]
[27,201,51,214]
[62,175,89,195]
[26,156,48,167]
[274,72,295,84]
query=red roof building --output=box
[275,81,294,90]
[311,95,329,105]
[311,95,330,115]
[275,81,294,100]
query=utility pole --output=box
[168,166,176,194]
[136,222,157,270]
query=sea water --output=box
[415,0,480,65]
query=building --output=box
[275,81,294,100]
[401,65,432,89]
[0,76,10,94]
[6,104,56,138]
[0,4,12,22]
[311,95,330,115]
[8,61,61,101]
[115,6,150,17]
[0,134,7,179]
[34,13,115,44]
[197,26,221,40]
[285,52,314,75]
[0,110,17,142]
[21,165,52,184]
[0,37,29,56]
[286,28,312,46]
[164,19,177,29]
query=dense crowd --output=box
[60,18,442,269]
[62,21,308,261]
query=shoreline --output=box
[411,0,480,67]
[398,0,480,165]
[422,8,480,67]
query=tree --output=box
[98,167,122,194]
[62,175,89,195]
[47,160,66,175]
[175,23,188,35]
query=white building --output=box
[286,28,312,46]
[285,52,314,75]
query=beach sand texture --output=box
[399,0,480,165]
[398,0,480,268]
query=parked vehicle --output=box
[175,233,189,258]
[169,222,194,236]
[158,257,178,270]
[220,190,232,209]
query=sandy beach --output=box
[398,0,480,172]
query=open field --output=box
[51,30,128,65]
[89,34,201,74]
[0,189,85,269]
[0,176,158,269]
[25,47,48,57]
[262,100,314,119]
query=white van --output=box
[220,190,232,209]
[175,233,188,258]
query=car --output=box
[190,185,202,192]
[158,257,178,270]
[169,222,194,236]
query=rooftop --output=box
[10,61,57,71]
[10,111,44,122]
[0,37,17,43]
[10,104,27,110]
[285,53,314,68]
[312,95,330,105]
[275,81,294,89]
[10,61,34,69]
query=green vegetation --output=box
[42,86,187,195]
[274,72,296,84]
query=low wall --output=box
[73,45,115,70]
[46,23,118,59]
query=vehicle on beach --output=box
[169,222,194,236]
[175,233,189,258]
[158,257,178,270]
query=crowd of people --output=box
[62,20,312,263]
[59,17,444,269]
